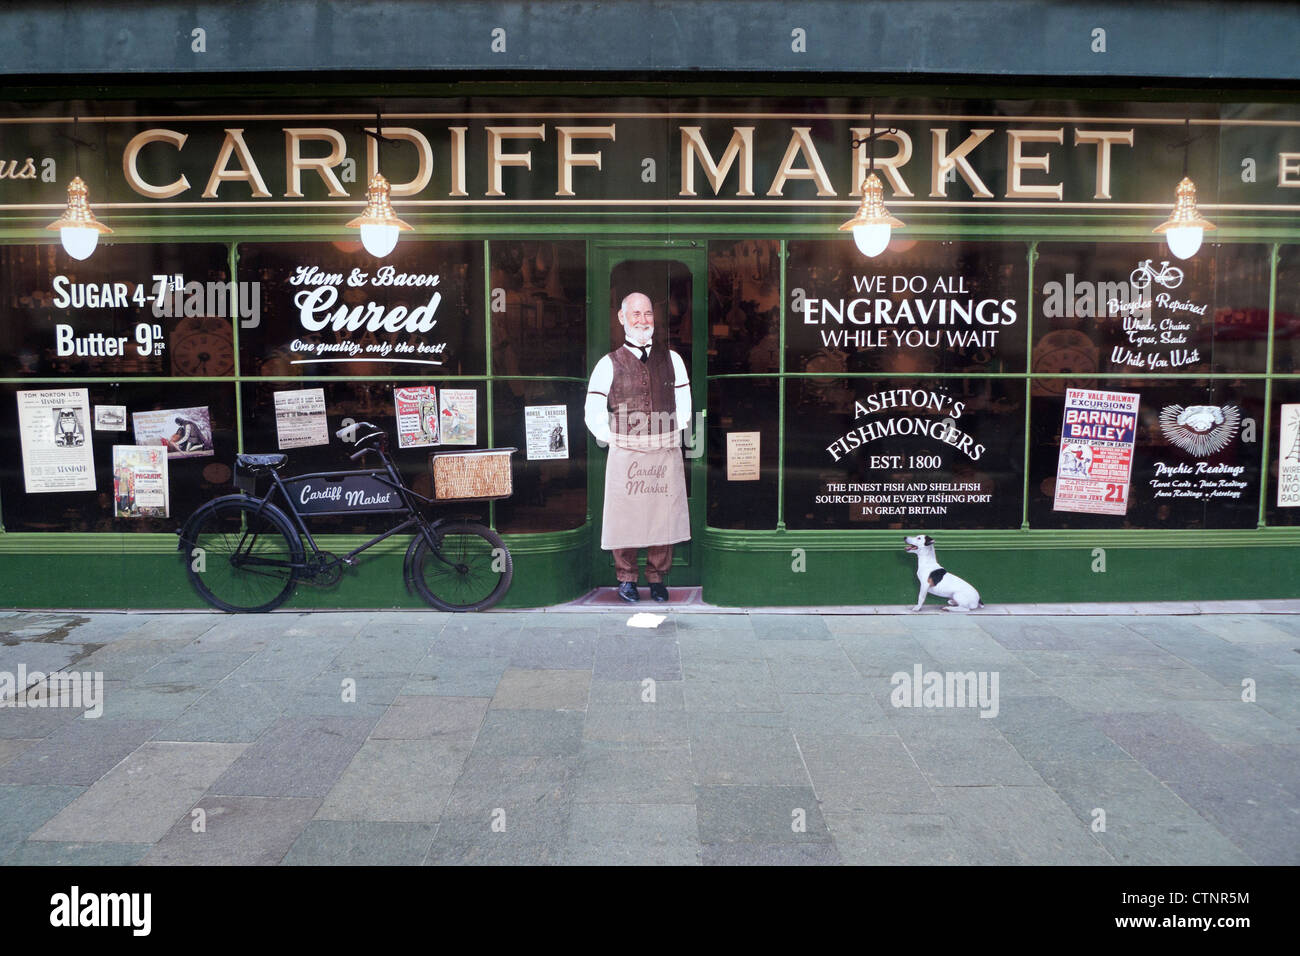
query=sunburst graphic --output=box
[1159,404,1241,456]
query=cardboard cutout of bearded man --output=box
[584,291,691,603]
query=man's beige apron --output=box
[601,441,690,550]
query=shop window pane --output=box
[1264,381,1300,527]
[492,380,588,534]
[1033,242,1271,377]
[708,239,781,375]
[0,382,236,533]
[237,240,485,377]
[238,380,490,535]
[782,376,1025,530]
[707,377,778,530]
[1273,246,1300,374]
[0,243,231,378]
[785,240,1029,375]
[1028,378,1265,529]
[490,240,587,379]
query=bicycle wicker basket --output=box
[429,447,516,501]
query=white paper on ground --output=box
[626,613,666,628]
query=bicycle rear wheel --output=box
[181,496,302,612]
[410,521,512,612]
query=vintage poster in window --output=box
[1053,388,1140,516]
[1279,404,1300,507]
[112,445,170,518]
[525,405,569,460]
[726,432,761,481]
[273,388,329,449]
[394,385,439,448]
[94,405,128,431]
[132,406,214,459]
[17,388,97,493]
[439,388,477,445]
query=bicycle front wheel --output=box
[181,496,302,613]
[410,521,513,612]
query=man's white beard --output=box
[625,328,653,347]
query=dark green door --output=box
[587,242,708,587]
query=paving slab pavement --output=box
[0,606,1297,866]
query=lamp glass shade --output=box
[838,172,903,258]
[1153,176,1214,261]
[346,173,412,258]
[851,223,892,258]
[60,226,100,261]
[359,223,400,258]
[46,176,112,260]
[1164,226,1203,261]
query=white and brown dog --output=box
[904,534,984,612]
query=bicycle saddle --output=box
[236,453,287,471]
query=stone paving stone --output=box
[207,716,371,797]
[76,633,198,660]
[371,695,488,740]
[700,842,843,865]
[767,660,870,695]
[1192,616,1297,645]
[423,827,562,865]
[750,615,832,641]
[893,718,1042,787]
[316,739,460,822]
[694,784,830,844]
[675,631,766,665]
[0,643,84,677]
[283,673,404,721]
[153,679,289,743]
[977,619,1081,651]
[0,696,87,738]
[95,683,207,721]
[281,820,437,865]
[822,616,909,636]
[31,742,245,844]
[490,668,590,711]
[592,633,682,681]
[117,615,220,643]
[689,713,809,786]
[995,697,1135,765]
[510,628,599,669]
[836,632,942,677]
[439,753,575,847]
[779,692,892,738]
[1037,674,1177,714]
[227,640,348,684]
[0,784,84,859]
[0,738,41,768]
[1032,758,1254,866]
[563,803,700,865]
[759,640,853,663]
[405,655,509,697]
[587,679,685,709]
[860,674,989,721]
[682,662,783,713]
[825,811,977,865]
[0,718,163,787]
[909,628,1024,667]
[432,624,523,660]
[796,733,939,813]
[1167,700,1299,747]
[471,709,584,756]
[581,706,691,746]
[573,740,695,805]
[1225,743,1300,800]
[4,840,152,866]
[672,613,755,632]
[142,795,319,866]
[934,785,1113,865]
[327,632,436,677]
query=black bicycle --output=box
[177,421,515,613]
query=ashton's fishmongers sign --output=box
[2,98,1299,212]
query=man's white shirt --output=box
[585,344,691,444]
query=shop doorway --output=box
[587,242,708,589]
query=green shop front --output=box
[1,85,1299,609]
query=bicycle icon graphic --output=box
[1130,259,1184,290]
